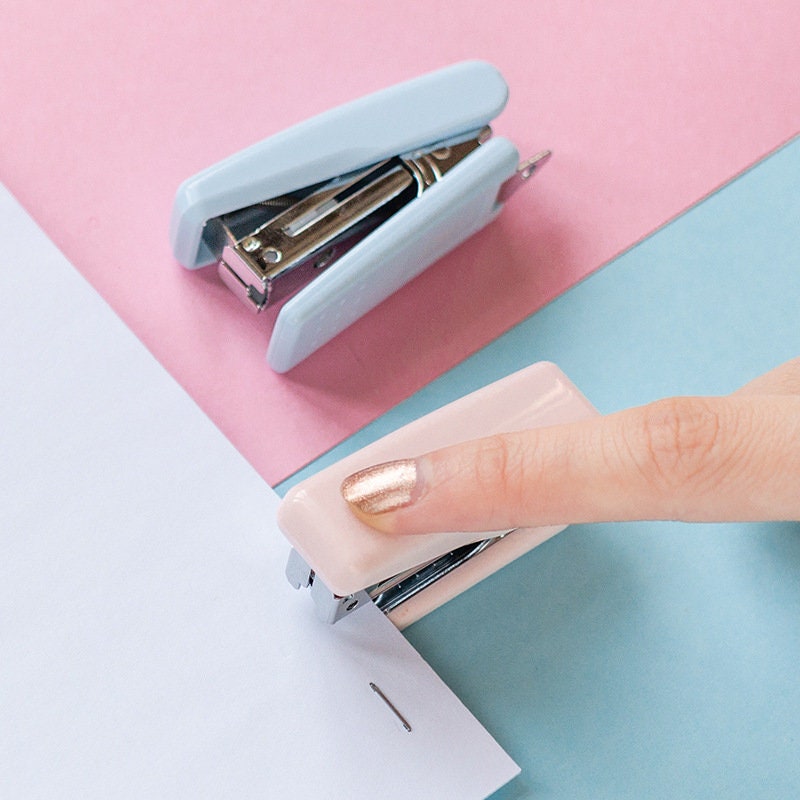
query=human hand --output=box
[341,358,800,532]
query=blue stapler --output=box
[170,61,549,372]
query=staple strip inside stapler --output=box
[278,363,599,629]
[170,61,551,372]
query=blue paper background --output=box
[279,137,800,798]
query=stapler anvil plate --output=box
[170,61,549,372]
[278,363,599,629]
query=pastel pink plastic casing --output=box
[278,362,599,628]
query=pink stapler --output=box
[278,362,598,628]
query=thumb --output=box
[341,393,800,533]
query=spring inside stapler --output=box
[214,128,549,312]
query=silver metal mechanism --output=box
[285,531,513,624]
[497,149,552,203]
[285,548,370,624]
[212,128,550,311]
[369,682,412,733]
[367,537,502,615]
[216,129,486,311]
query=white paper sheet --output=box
[0,185,518,799]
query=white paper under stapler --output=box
[278,363,599,628]
[170,61,550,372]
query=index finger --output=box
[342,394,800,533]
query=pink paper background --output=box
[1,1,798,484]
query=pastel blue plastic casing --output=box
[170,61,518,372]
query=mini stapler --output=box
[170,61,550,372]
[278,363,599,628]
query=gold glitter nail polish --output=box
[340,459,418,515]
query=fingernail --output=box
[341,459,419,515]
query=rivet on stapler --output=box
[170,61,551,373]
[277,363,599,629]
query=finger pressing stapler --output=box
[170,61,550,372]
[278,363,599,629]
